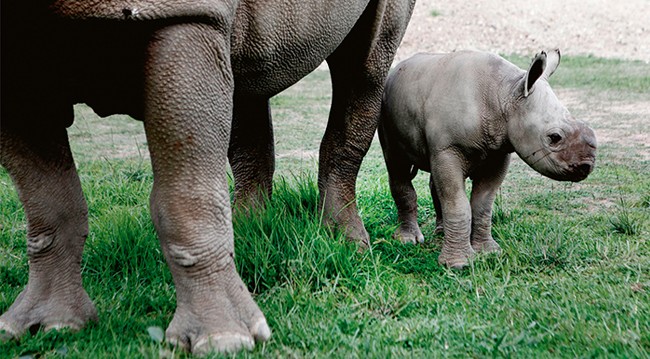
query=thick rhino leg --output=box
[430,151,475,269]
[143,23,269,354]
[228,96,274,209]
[469,155,510,254]
[378,126,423,244]
[388,170,424,245]
[0,126,97,339]
[322,0,415,246]
[429,176,445,234]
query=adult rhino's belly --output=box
[231,0,369,97]
[231,43,330,97]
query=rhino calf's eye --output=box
[548,133,562,145]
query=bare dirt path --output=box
[397,0,650,62]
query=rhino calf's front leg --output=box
[379,127,424,244]
[469,154,511,253]
[430,152,475,269]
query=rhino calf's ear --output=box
[543,48,561,79]
[524,51,547,97]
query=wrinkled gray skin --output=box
[379,50,597,269]
[0,0,415,354]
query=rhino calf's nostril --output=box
[577,162,592,175]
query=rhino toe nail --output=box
[0,321,18,341]
[449,263,468,270]
[193,333,254,355]
[251,318,271,342]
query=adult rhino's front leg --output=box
[322,0,415,247]
[143,23,269,355]
[0,126,97,339]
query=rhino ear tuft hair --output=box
[524,51,547,97]
[543,49,561,79]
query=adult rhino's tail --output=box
[52,0,233,22]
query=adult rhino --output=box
[0,0,415,354]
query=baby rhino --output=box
[379,49,596,269]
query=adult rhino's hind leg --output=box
[228,95,274,210]
[429,175,444,234]
[143,23,269,355]
[0,126,97,339]
[321,0,415,247]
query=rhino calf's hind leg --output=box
[378,128,423,244]
[469,155,510,253]
[388,168,424,244]
[0,126,97,339]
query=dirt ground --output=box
[397,0,650,62]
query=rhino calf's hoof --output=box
[438,247,476,270]
[472,238,502,254]
[0,321,17,342]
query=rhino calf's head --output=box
[507,49,596,182]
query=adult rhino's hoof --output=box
[342,221,370,248]
[324,216,370,248]
[320,193,370,248]
[250,317,272,342]
[0,286,98,340]
[0,316,90,341]
[192,332,255,355]
[164,269,271,355]
[167,317,270,355]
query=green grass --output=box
[1,56,649,358]
[430,9,442,17]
